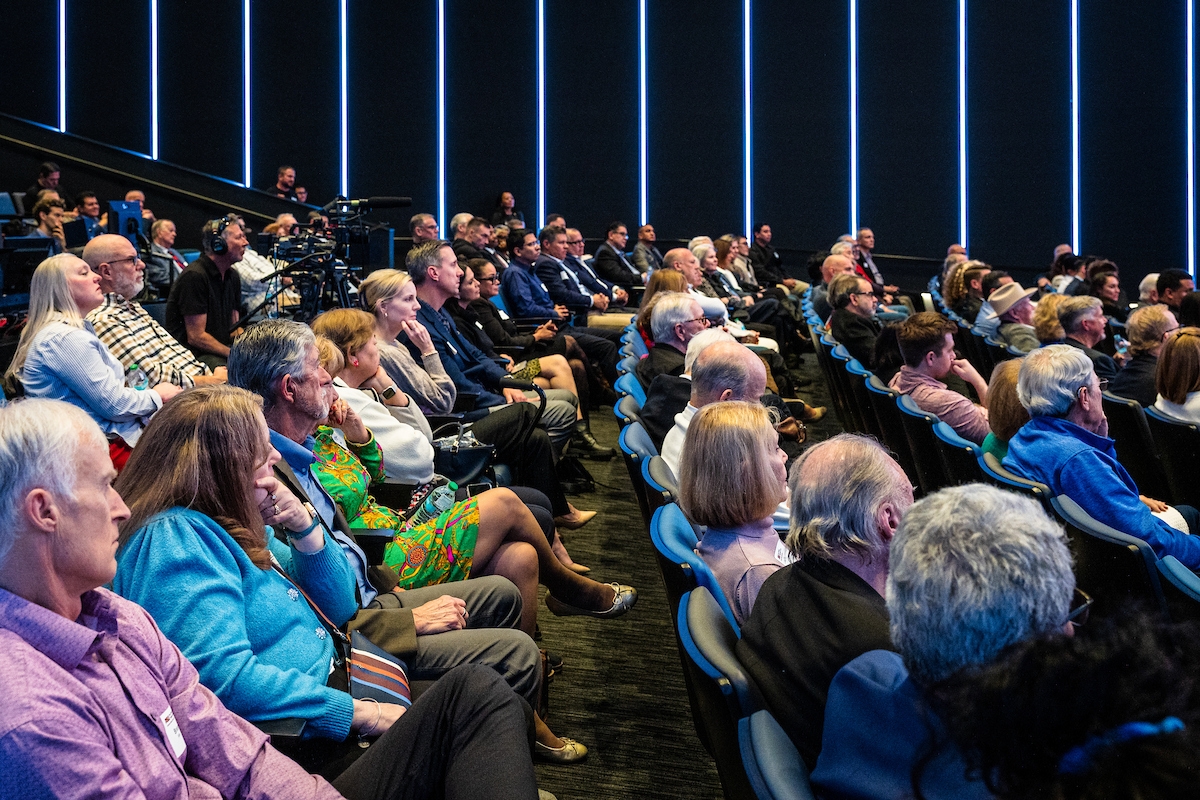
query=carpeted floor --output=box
[532,350,836,799]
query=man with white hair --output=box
[227,320,548,719]
[639,328,736,449]
[1004,344,1200,566]
[1139,272,1161,305]
[0,400,349,796]
[635,292,707,390]
[84,234,226,388]
[661,340,768,474]
[812,483,1075,799]
[737,434,914,768]
[1058,295,1119,381]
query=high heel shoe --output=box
[566,562,591,574]
[545,583,637,619]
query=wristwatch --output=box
[380,385,398,400]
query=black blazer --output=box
[1064,336,1119,382]
[592,242,642,289]
[1108,352,1157,407]
[635,344,685,391]
[640,374,692,450]
[829,309,883,369]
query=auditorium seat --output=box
[618,420,656,524]
[978,452,1054,513]
[642,455,679,518]
[652,503,739,633]
[614,372,647,407]
[614,394,642,428]
[1049,494,1167,620]
[677,586,763,800]
[1144,407,1200,508]
[739,710,816,800]
[1157,555,1200,624]
[931,420,987,486]
[895,394,949,495]
[1101,392,1173,503]
[864,375,920,490]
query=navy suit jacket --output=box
[409,300,507,407]
[566,255,618,297]
[535,254,593,308]
[500,259,560,319]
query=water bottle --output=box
[126,363,149,390]
[408,482,458,527]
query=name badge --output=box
[160,707,186,759]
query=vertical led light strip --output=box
[849,0,858,235]
[339,0,348,197]
[536,0,546,230]
[743,0,752,239]
[150,0,159,158]
[957,0,967,249]
[639,0,648,225]
[58,0,67,131]
[1189,0,1196,276]
[1070,0,1080,253]
[437,0,446,233]
[243,0,252,187]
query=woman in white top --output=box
[3,254,180,463]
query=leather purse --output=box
[431,422,496,486]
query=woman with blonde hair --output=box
[678,401,788,625]
[1154,327,1200,424]
[3,254,179,466]
[1034,293,1068,344]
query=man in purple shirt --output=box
[0,398,540,800]
[889,312,990,444]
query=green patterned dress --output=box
[312,426,480,588]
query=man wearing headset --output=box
[165,216,248,369]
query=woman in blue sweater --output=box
[112,386,538,797]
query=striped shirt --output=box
[87,293,211,388]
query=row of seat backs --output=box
[1101,392,1200,508]
[676,585,813,800]
[811,314,1189,623]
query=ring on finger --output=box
[273,503,279,515]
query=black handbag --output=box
[431,422,496,486]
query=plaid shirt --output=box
[87,293,211,388]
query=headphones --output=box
[205,216,234,255]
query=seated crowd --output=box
[7,171,1200,800]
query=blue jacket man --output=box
[405,239,580,447]
[500,229,622,380]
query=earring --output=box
[351,357,359,367]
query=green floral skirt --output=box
[383,497,480,588]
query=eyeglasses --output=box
[476,275,499,283]
[848,291,878,302]
[1079,378,1109,397]
[678,316,712,328]
[1066,587,1093,627]
[108,255,142,266]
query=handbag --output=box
[431,422,496,486]
[270,558,412,708]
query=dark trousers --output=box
[304,665,538,799]
[566,328,620,383]
[469,403,569,515]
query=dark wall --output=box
[1,0,1192,282]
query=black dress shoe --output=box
[569,421,616,461]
